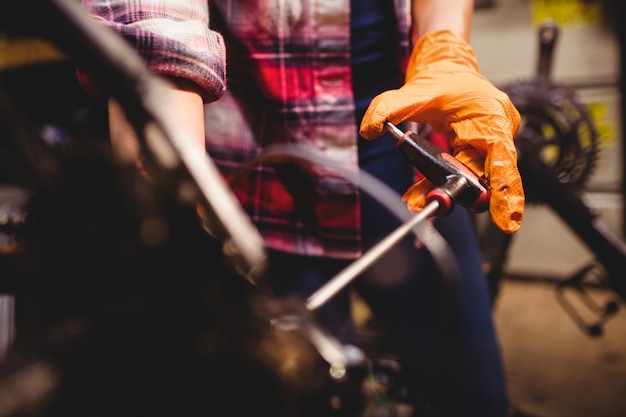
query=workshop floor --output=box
[493,278,626,417]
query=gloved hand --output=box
[360,30,524,234]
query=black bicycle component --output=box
[555,263,621,337]
[501,19,600,203]
[516,139,626,297]
[385,122,491,215]
[537,19,558,81]
[504,79,600,203]
[480,20,625,336]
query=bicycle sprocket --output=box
[501,76,600,203]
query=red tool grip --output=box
[386,122,491,215]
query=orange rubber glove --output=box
[360,30,524,234]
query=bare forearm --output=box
[412,0,474,41]
[108,77,206,164]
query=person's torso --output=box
[204,0,411,258]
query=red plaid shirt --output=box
[81,0,412,259]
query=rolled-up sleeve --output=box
[80,0,226,102]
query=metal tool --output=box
[306,201,440,312]
[297,122,492,374]
[306,122,491,312]
[385,122,491,215]
[264,121,494,382]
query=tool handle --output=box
[385,122,490,215]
